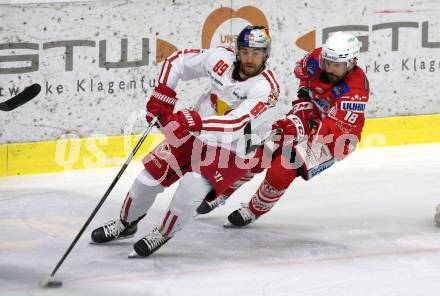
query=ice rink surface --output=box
[1,143,440,296]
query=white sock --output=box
[159,172,212,236]
[120,169,165,223]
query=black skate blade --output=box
[89,234,135,245]
[128,250,142,259]
[223,222,244,228]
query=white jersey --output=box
[158,47,280,158]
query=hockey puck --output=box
[39,276,63,288]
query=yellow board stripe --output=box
[0,145,6,177]
[1,134,164,176]
[1,114,439,177]
[358,113,440,148]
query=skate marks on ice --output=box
[13,240,440,296]
[0,188,92,249]
[57,211,440,296]
[0,188,91,293]
[1,144,440,295]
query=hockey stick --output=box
[249,128,283,152]
[39,116,159,289]
[0,83,41,111]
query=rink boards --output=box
[1,113,440,177]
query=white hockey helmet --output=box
[320,32,361,71]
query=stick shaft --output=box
[50,117,158,277]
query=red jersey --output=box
[294,47,370,159]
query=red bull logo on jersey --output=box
[267,89,279,106]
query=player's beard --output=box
[326,72,343,84]
[239,62,265,78]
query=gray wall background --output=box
[1,0,440,144]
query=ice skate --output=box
[91,219,137,243]
[128,227,171,258]
[196,194,229,215]
[224,203,257,228]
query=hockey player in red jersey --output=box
[196,31,370,227]
[90,26,281,257]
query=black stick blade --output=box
[39,276,63,289]
[0,83,41,111]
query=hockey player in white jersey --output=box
[90,25,280,257]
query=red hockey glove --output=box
[162,109,202,139]
[272,114,308,147]
[146,84,178,124]
[288,98,319,121]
